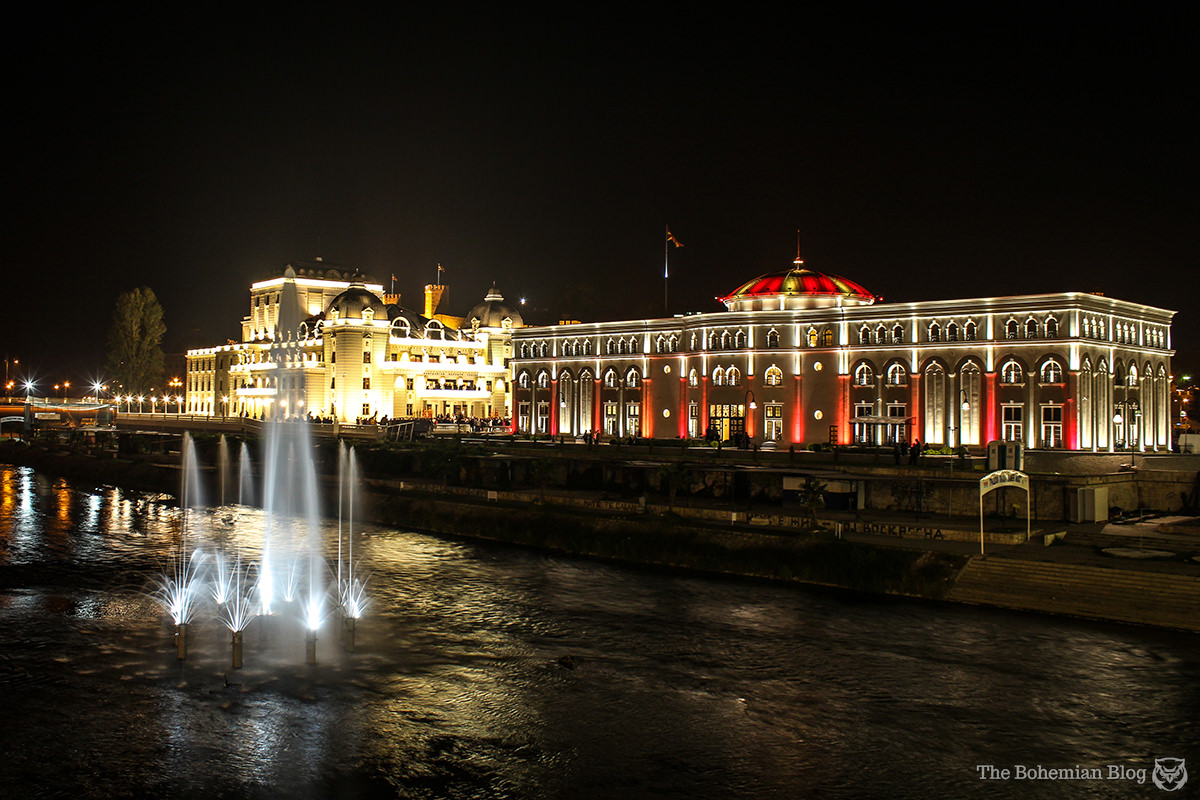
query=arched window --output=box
[876,325,889,344]
[859,326,871,344]
[655,335,666,354]
[807,328,818,347]
[690,333,699,350]
[605,338,615,355]
[518,371,531,389]
[946,322,959,342]
[604,370,618,389]
[617,339,627,355]
[1040,360,1062,383]
[712,367,726,386]
[726,367,741,387]
[519,343,529,358]
[887,363,907,385]
[688,369,699,388]
[928,323,941,342]
[1045,317,1058,338]
[1001,361,1023,384]
[709,332,720,350]
[583,339,593,355]
[893,324,905,344]
[1128,365,1139,386]
[1025,319,1038,339]
[734,330,746,348]
[1006,320,1019,340]
[822,330,834,346]
[628,337,639,353]
[668,335,678,352]
[626,370,641,388]
[1083,318,1092,338]
[854,363,874,386]
[964,321,977,341]
[536,371,549,389]
[764,365,783,386]
[539,342,549,357]
[766,329,780,348]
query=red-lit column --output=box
[744,375,757,439]
[985,372,998,443]
[837,373,850,445]
[549,379,558,436]
[909,373,922,445]
[1065,370,1079,450]
[593,378,602,437]
[700,377,710,437]
[679,376,688,438]
[792,373,804,444]
[642,378,652,438]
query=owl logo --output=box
[1152,757,1187,792]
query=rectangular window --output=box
[362,403,371,417]
[1041,406,1063,449]
[362,377,371,390]
[764,403,784,441]
[1003,405,1023,442]
[363,351,371,363]
[406,378,414,390]
[887,404,907,444]
[853,403,873,444]
[604,401,619,435]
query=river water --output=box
[0,464,1196,799]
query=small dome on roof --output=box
[466,283,523,329]
[719,258,877,311]
[327,283,387,319]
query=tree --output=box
[797,477,827,530]
[107,286,166,395]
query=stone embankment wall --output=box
[948,558,1200,634]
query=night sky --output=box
[7,9,1198,391]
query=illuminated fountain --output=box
[156,423,368,669]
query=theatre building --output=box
[509,258,1175,451]
[185,261,521,422]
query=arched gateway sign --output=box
[979,469,1030,555]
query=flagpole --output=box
[664,225,670,317]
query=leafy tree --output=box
[797,477,827,529]
[107,286,166,395]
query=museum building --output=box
[184,261,522,422]
[509,258,1175,451]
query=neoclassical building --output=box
[185,260,522,422]
[509,258,1176,451]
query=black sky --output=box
[7,8,1198,390]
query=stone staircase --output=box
[947,557,1200,633]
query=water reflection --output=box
[0,465,1196,799]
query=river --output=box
[0,464,1195,799]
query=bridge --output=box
[113,413,389,442]
[0,398,394,442]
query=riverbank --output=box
[2,438,1197,633]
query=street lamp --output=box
[3,358,17,398]
[744,389,757,444]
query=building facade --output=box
[185,261,522,422]
[510,258,1176,451]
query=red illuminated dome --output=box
[719,258,877,311]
